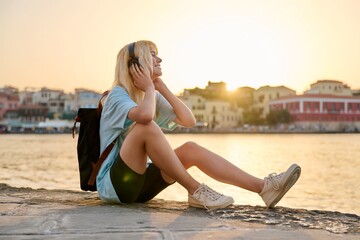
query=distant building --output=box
[182,81,243,129]
[63,93,76,112]
[74,88,101,109]
[0,85,104,132]
[230,86,255,109]
[18,88,36,105]
[352,89,360,96]
[205,100,242,130]
[205,81,227,95]
[269,94,360,131]
[304,80,352,96]
[0,86,18,95]
[48,97,65,115]
[184,81,228,100]
[180,94,242,130]
[32,87,64,109]
[29,87,69,119]
[16,104,48,123]
[253,86,296,118]
[0,92,19,121]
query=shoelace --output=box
[196,184,224,211]
[267,173,283,190]
[203,186,223,201]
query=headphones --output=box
[128,42,140,68]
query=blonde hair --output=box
[112,40,158,104]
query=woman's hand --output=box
[128,64,156,123]
[153,77,166,92]
[153,77,196,128]
[129,64,154,91]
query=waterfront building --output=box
[0,86,102,132]
[181,81,242,130]
[252,85,296,118]
[353,89,360,96]
[180,94,242,130]
[204,81,228,99]
[184,81,228,100]
[30,87,69,118]
[0,86,18,95]
[48,97,65,116]
[269,94,360,131]
[304,80,352,96]
[74,88,101,109]
[9,104,49,132]
[16,104,48,123]
[230,86,255,109]
[63,93,76,112]
[32,87,64,107]
[18,87,36,105]
[205,100,242,130]
[0,92,19,120]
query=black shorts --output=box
[109,154,173,203]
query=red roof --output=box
[0,92,20,101]
[274,94,360,101]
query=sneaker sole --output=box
[268,164,301,208]
[189,198,234,210]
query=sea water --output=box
[0,133,359,215]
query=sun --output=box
[226,82,241,91]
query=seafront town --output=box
[0,80,360,133]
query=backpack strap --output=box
[72,116,80,139]
[87,137,117,186]
[97,90,109,117]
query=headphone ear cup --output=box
[128,58,140,68]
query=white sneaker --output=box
[260,164,301,208]
[188,184,234,210]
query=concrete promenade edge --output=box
[0,184,359,240]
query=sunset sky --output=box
[1,0,360,95]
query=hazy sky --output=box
[1,0,360,94]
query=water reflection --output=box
[160,133,360,215]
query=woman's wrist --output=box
[156,82,169,95]
[145,85,155,93]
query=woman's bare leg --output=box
[175,141,265,193]
[120,121,200,194]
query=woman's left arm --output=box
[154,78,196,128]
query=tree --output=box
[243,109,265,125]
[266,110,291,125]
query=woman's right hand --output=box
[128,64,156,123]
[129,64,154,92]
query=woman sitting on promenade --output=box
[96,40,301,210]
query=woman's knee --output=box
[175,141,200,168]
[181,141,199,151]
[133,121,163,136]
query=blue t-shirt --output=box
[96,86,177,202]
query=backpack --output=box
[72,91,114,191]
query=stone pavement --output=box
[0,184,359,239]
